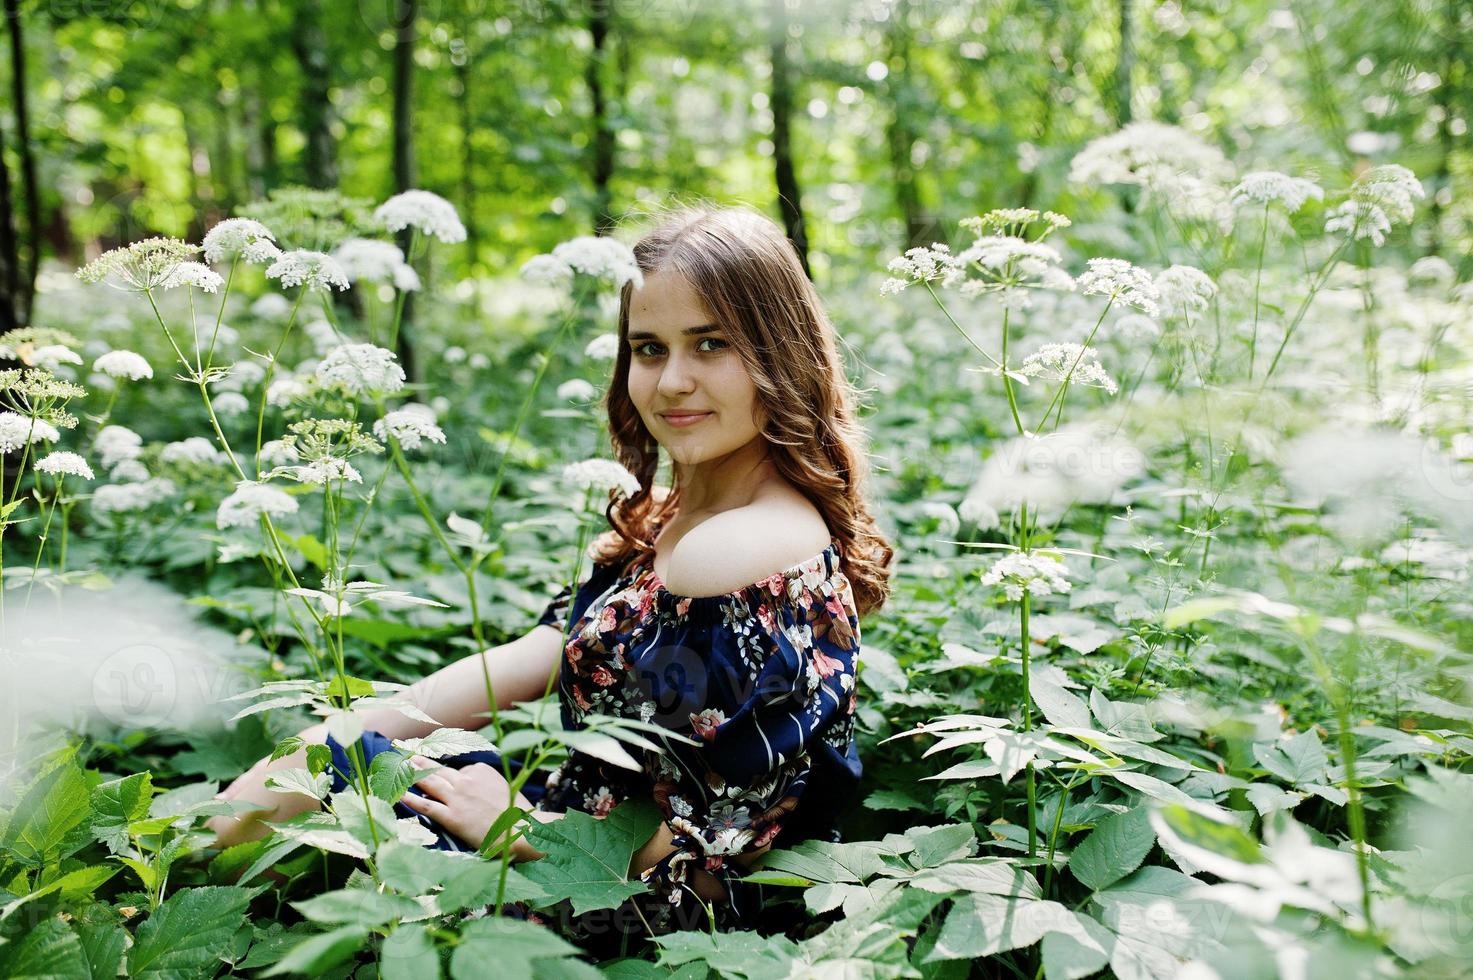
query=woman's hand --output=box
[399,756,535,851]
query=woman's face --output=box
[624,270,764,468]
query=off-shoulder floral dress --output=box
[327,533,864,944]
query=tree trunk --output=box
[1114,0,1134,126]
[453,39,480,265]
[768,0,810,277]
[882,0,935,249]
[291,0,338,189]
[0,111,17,335]
[587,0,615,235]
[5,0,40,325]
[392,0,418,383]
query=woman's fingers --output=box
[406,755,455,799]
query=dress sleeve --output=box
[535,582,574,632]
[639,567,862,910]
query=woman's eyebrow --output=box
[627,323,720,341]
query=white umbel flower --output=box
[373,190,467,243]
[881,244,961,294]
[212,391,251,417]
[916,501,961,537]
[584,333,619,360]
[266,377,309,407]
[160,261,225,293]
[1229,172,1324,212]
[1324,201,1392,247]
[1019,343,1119,394]
[258,439,300,467]
[92,478,176,516]
[0,412,60,453]
[563,458,641,498]
[980,551,1073,601]
[93,350,154,381]
[316,344,406,396]
[217,479,300,529]
[520,254,575,287]
[251,293,293,320]
[1408,255,1455,287]
[95,425,143,468]
[1068,121,1233,190]
[1350,164,1424,223]
[109,459,150,482]
[557,379,598,402]
[373,404,445,451]
[34,451,94,480]
[202,218,278,264]
[265,250,350,291]
[28,345,83,371]
[552,236,642,288]
[282,457,363,486]
[331,238,421,291]
[1077,258,1161,316]
[1153,265,1218,319]
[160,437,227,466]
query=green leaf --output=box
[292,887,423,927]
[907,824,978,869]
[1040,916,1113,980]
[382,924,441,980]
[520,799,660,915]
[368,751,417,802]
[449,917,584,979]
[1148,805,1263,882]
[262,926,369,976]
[1,758,93,867]
[1030,668,1092,729]
[128,885,256,978]
[925,894,1100,962]
[277,531,329,571]
[1069,807,1155,892]
[656,929,800,980]
[91,772,155,853]
[1253,731,1330,786]
[0,915,89,979]
[323,674,377,700]
[392,728,497,760]
[910,859,1042,899]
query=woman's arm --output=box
[209,623,565,848]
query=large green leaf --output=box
[291,887,423,927]
[1069,807,1155,892]
[91,772,154,854]
[1,758,93,867]
[128,885,256,978]
[382,924,441,980]
[925,893,1102,962]
[519,799,660,915]
[0,915,89,979]
[262,926,369,976]
[448,917,584,979]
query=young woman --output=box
[209,203,893,943]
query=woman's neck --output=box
[669,437,776,515]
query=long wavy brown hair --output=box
[588,202,894,618]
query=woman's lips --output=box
[660,412,712,428]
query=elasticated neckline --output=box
[640,538,843,622]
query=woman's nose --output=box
[657,353,696,395]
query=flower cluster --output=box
[1324,165,1424,247]
[562,458,641,498]
[217,480,300,529]
[1068,122,1234,192]
[979,551,1074,601]
[373,403,446,451]
[584,333,620,360]
[160,262,225,293]
[557,379,598,403]
[1229,171,1324,213]
[265,250,350,292]
[1019,343,1119,394]
[521,236,643,290]
[373,190,467,244]
[34,450,94,480]
[271,418,383,487]
[202,218,280,265]
[879,244,962,295]
[75,238,200,291]
[92,478,177,516]
[1153,265,1218,319]
[1077,258,1161,316]
[160,437,228,466]
[0,412,60,453]
[316,343,406,396]
[93,350,154,381]
[95,425,143,470]
[331,238,421,291]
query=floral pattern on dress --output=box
[533,536,863,927]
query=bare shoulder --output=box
[662,489,832,598]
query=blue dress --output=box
[327,536,864,939]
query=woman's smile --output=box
[659,410,713,428]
